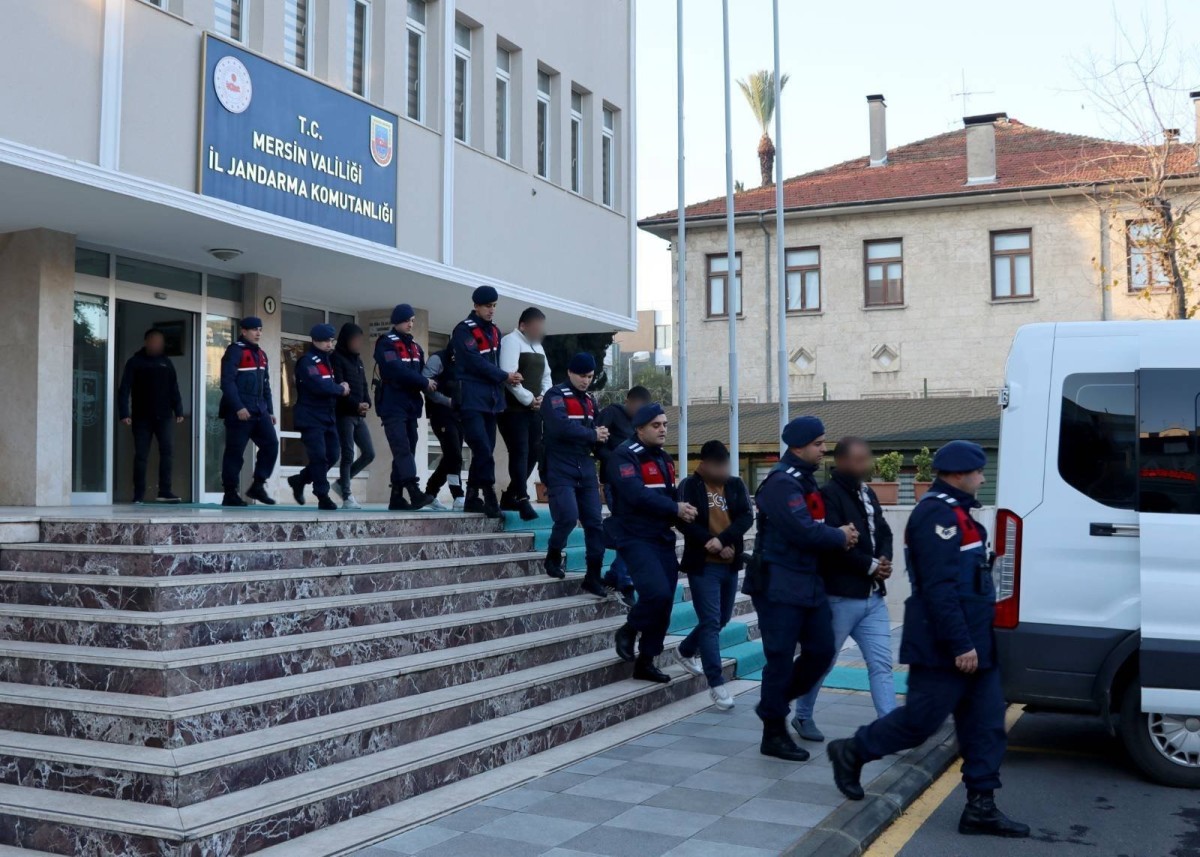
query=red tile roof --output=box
[640,118,1198,228]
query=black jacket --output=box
[677,474,754,574]
[596,403,637,484]
[118,348,183,421]
[819,469,894,598]
[331,326,371,418]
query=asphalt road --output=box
[892,710,1200,857]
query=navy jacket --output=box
[219,339,273,419]
[330,345,371,418]
[899,480,996,669]
[677,475,754,574]
[596,403,636,484]
[540,381,599,485]
[451,312,508,413]
[819,470,894,599]
[293,346,344,428]
[374,330,428,419]
[118,348,183,421]
[605,440,680,546]
[754,452,848,607]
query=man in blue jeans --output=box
[792,437,896,741]
[673,440,754,710]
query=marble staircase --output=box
[0,510,741,856]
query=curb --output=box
[783,723,959,857]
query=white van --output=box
[995,320,1200,788]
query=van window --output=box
[1138,369,1200,514]
[1059,373,1137,509]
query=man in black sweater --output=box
[330,323,375,510]
[596,385,650,600]
[118,329,184,503]
[792,436,896,742]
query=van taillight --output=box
[993,509,1022,629]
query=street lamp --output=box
[627,351,650,388]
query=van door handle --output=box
[1090,522,1140,538]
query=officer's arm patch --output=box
[619,464,636,478]
[935,524,958,540]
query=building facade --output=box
[641,100,1197,407]
[607,307,671,388]
[0,0,635,507]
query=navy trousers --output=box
[382,413,419,487]
[602,484,633,590]
[222,412,278,491]
[546,464,605,562]
[131,416,174,498]
[461,409,498,487]
[856,665,1006,792]
[298,423,340,496]
[752,596,836,721]
[620,539,679,657]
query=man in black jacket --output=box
[330,323,375,510]
[674,440,754,711]
[118,328,184,503]
[792,436,896,742]
[596,385,650,600]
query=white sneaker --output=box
[332,483,346,500]
[452,497,466,512]
[427,498,450,512]
[709,685,734,711]
[341,494,362,510]
[674,649,704,678]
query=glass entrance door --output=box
[71,294,112,503]
[203,314,241,500]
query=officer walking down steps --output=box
[219,317,278,507]
[828,441,1030,839]
[287,324,349,511]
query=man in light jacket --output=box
[498,307,553,520]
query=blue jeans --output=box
[794,592,896,720]
[337,415,375,496]
[602,484,632,589]
[678,563,738,687]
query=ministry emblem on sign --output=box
[214,55,253,114]
[370,116,394,168]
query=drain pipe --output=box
[1099,197,1113,321]
[758,211,773,401]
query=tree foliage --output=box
[736,70,789,187]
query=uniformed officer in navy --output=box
[608,404,698,683]
[451,286,522,519]
[749,416,857,761]
[375,303,436,511]
[286,324,349,511]
[539,352,609,597]
[218,316,278,507]
[829,441,1030,839]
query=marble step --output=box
[35,511,499,546]
[0,616,628,748]
[0,551,550,611]
[0,663,723,856]
[0,596,633,695]
[0,531,533,577]
[0,572,593,650]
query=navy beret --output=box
[782,415,825,449]
[472,285,499,305]
[310,323,336,341]
[932,440,987,473]
[240,316,263,330]
[568,352,596,374]
[391,303,415,324]
[633,402,665,427]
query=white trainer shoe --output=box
[673,649,704,678]
[341,494,362,510]
[427,498,451,512]
[452,497,466,512]
[709,685,735,711]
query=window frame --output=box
[453,23,472,144]
[214,0,246,43]
[1126,219,1173,293]
[654,324,671,350]
[570,90,584,194]
[785,245,821,313]
[495,47,511,161]
[990,229,1034,300]
[601,105,616,208]
[706,252,744,319]
[283,0,311,72]
[863,238,904,307]
[536,70,553,179]
[345,0,371,97]
[405,2,427,123]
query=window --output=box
[346,0,370,97]
[214,0,244,42]
[536,70,552,179]
[1058,373,1136,510]
[864,239,903,306]
[654,324,671,350]
[283,0,310,71]
[496,47,511,160]
[991,230,1032,299]
[570,90,584,193]
[601,106,616,208]
[115,257,202,295]
[406,1,426,122]
[1139,369,1200,514]
[785,247,821,312]
[707,254,743,318]
[453,23,471,143]
[1127,220,1171,291]
[74,247,110,278]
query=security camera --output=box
[208,248,243,262]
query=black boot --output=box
[406,483,434,511]
[287,474,306,506]
[760,717,810,763]
[959,791,1030,838]
[481,486,502,519]
[388,485,412,512]
[499,488,521,512]
[316,493,338,511]
[633,654,671,683]
[245,480,275,505]
[614,623,637,662]
[221,490,247,507]
[463,487,485,515]
[544,548,566,579]
[828,738,865,800]
[516,496,539,521]
[581,558,607,598]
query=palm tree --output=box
[737,70,789,187]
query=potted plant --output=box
[872,451,904,506]
[913,446,934,501]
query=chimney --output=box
[964,112,1006,185]
[867,95,887,166]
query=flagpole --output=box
[773,0,788,450]
[675,0,688,472]
[721,0,739,467]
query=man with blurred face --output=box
[118,328,184,503]
[499,307,553,520]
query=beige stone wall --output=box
[674,194,1180,404]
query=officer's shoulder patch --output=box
[934,524,958,540]
[619,464,636,478]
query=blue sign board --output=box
[199,34,398,246]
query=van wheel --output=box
[1118,681,1200,788]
